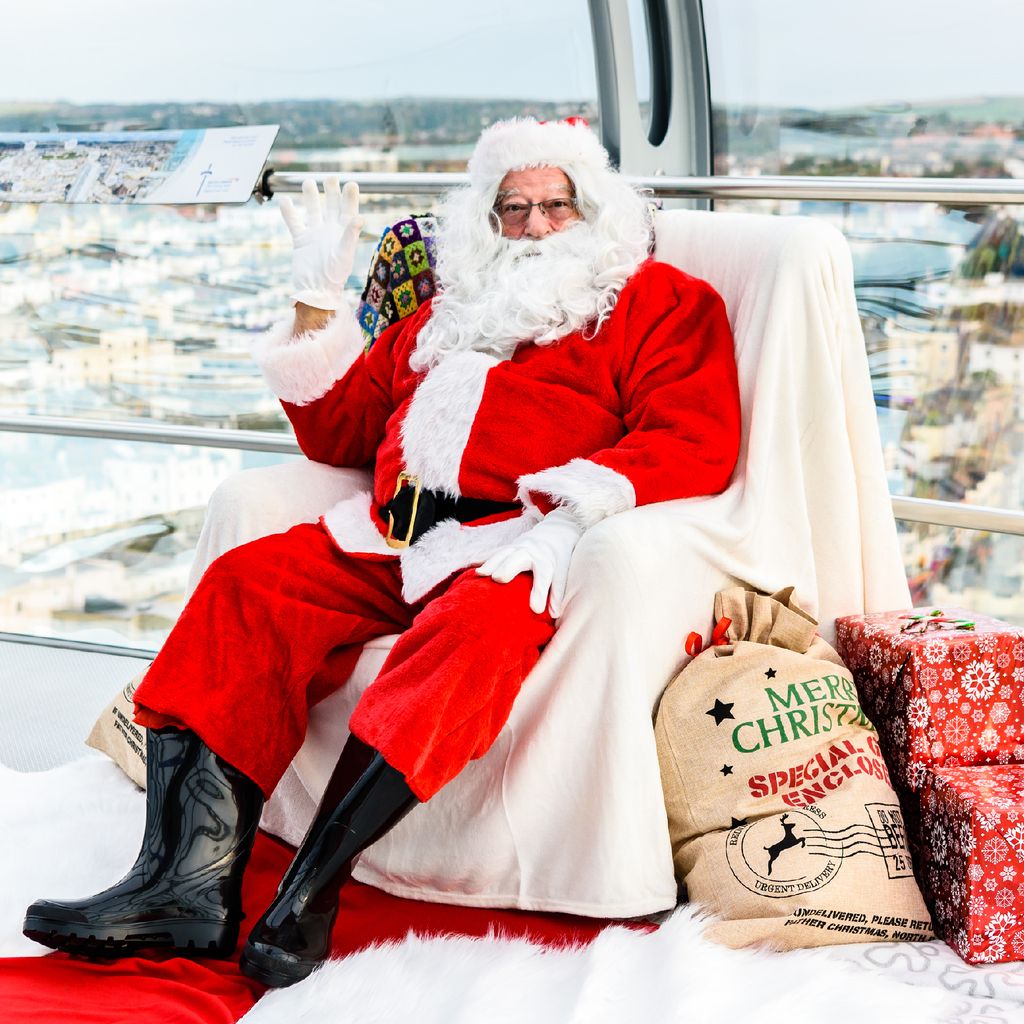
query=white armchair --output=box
[191,209,910,917]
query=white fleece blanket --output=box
[191,209,911,919]
[3,759,1022,1024]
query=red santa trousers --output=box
[133,521,556,801]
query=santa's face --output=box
[493,167,582,240]
[410,156,649,371]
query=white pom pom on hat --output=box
[467,117,611,194]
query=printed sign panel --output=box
[0,125,278,205]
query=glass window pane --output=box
[1,1,598,430]
[716,196,1023,504]
[0,432,296,649]
[901,521,1024,627]
[3,1,597,157]
[704,0,1024,621]
[0,201,387,430]
[716,193,1024,620]
[1,203,295,428]
[703,0,1024,177]
[627,0,653,133]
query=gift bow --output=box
[899,610,975,634]
[686,617,732,657]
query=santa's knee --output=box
[190,531,293,604]
[440,571,546,637]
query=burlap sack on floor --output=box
[656,586,933,949]
[86,672,147,788]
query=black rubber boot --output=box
[23,726,264,959]
[277,733,376,892]
[239,743,417,988]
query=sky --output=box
[3,0,1023,110]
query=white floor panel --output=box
[0,640,150,772]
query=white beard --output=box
[411,221,631,370]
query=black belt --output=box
[379,472,520,549]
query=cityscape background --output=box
[3,0,1024,647]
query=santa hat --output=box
[467,117,611,197]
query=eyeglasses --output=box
[493,197,578,229]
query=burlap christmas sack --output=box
[655,586,934,949]
[86,672,147,788]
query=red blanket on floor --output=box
[1,832,644,1023]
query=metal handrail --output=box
[264,170,1024,206]
[0,415,301,454]
[892,496,1024,538]
[0,631,156,660]
[4,414,1024,538]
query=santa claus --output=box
[22,118,741,987]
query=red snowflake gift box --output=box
[918,764,1024,964]
[835,609,1024,793]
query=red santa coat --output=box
[255,258,741,603]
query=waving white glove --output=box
[278,176,364,311]
[476,508,583,618]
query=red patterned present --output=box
[919,764,1024,964]
[835,609,1024,792]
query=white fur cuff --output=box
[252,308,365,406]
[518,458,636,530]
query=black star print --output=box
[730,817,747,828]
[705,698,736,726]
[720,764,734,777]
[765,667,777,679]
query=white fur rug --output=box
[3,757,1024,1024]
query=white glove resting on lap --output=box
[278,176,364,311]
[476,507,584,618]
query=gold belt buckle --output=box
[385,471,422,549]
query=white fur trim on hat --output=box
[518,458,636,530]
[468,118,610,195]
[252,307,365,406]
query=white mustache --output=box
[506,239,543,261]
[503,225,584,262]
